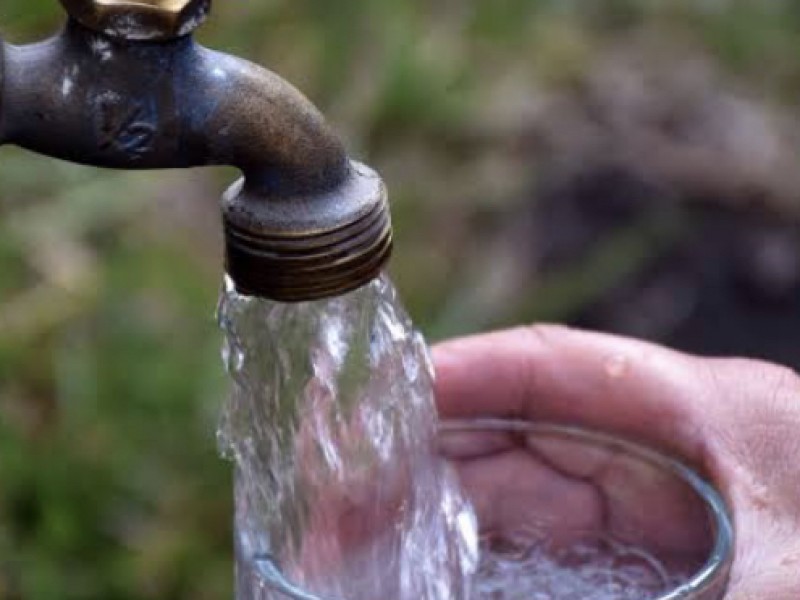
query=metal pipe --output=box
[0,0,392,301]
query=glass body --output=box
[439,419,734,600]
[238,419,734,599]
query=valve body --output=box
[0,1,392,301]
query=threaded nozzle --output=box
[222,162,393,302]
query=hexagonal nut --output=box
[59,0,211,42]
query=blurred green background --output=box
[1,1,800,598]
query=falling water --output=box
[217,275,478,600]
[217,274,687,600]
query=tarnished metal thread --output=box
[0,0,392,302]
[223,164,393,302]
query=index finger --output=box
[432,325,709,470]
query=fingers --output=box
[433,325,709,470]
[442,428,712,567]
[434,326,800,599]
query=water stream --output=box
[216,274,684,600]
[217,275,477,600]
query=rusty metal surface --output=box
[59,0,211,41]
[224,162,393,302]
[0,3,392,301]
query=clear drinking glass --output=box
[439,419,734,600]
[244,417,733,599]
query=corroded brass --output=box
[223,163,393,301]
[0,4,392,302]
[59,0,210,41]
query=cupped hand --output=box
[433,325,800,600]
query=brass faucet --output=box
[0,0,392,301]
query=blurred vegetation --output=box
[1,1,800,598]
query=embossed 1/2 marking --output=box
[97,99,157,159]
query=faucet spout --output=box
[0,2,392,301]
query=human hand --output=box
[433,326,800,600]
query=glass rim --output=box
[440,418,735,600]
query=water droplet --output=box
[605,354,631,380]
